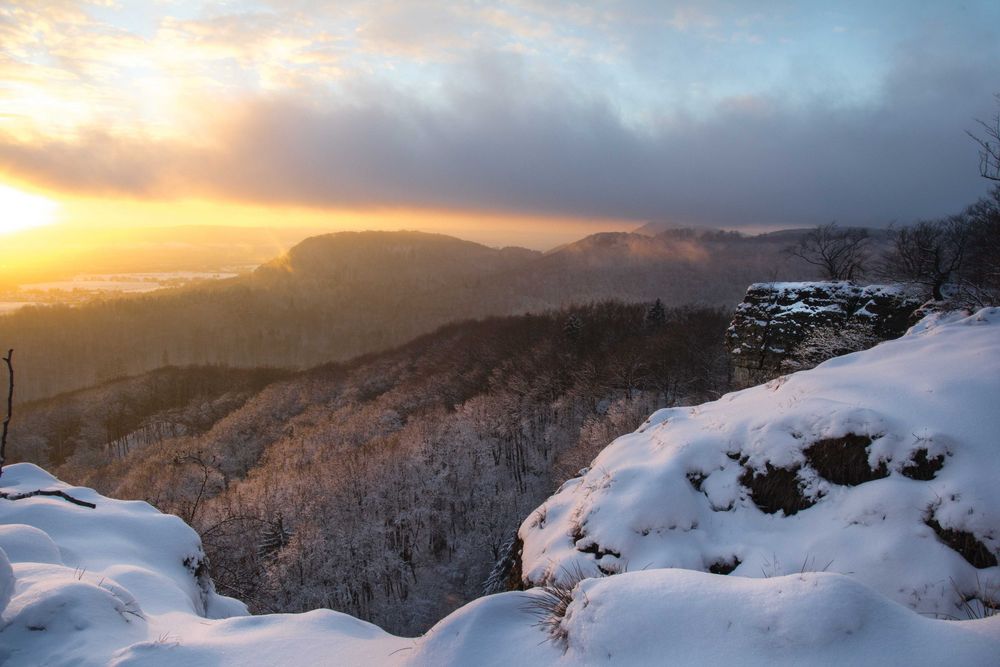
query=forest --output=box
[9,301,731,634]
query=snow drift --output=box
[1,309,999,665]
[520,308,1000,621]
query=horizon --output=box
[0,218,788,290]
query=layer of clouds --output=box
[1,1,998,226]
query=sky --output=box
[1,0,999,247]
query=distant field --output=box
[0,269,249,315]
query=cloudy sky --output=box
[1,0,999,243]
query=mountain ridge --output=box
[0,227,816,403]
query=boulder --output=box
[726,282,921,387]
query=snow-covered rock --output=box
[521,308,1000,621]
[726,281,922,387]
[0,464,249,665]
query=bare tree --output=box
[879,216,972,301]
[957,186,1000,305]
[0,350,11,480]
[785,222,870,281]
[968,94,1000,182]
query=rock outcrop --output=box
[726,281,922,388]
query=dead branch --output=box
[968,94,1000,182]
[0,489,96,509]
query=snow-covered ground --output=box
[1,309,999,665]
[21,272,242,294]
[521,308,1000,621]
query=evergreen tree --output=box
[563,314,583,340]
[645,298,667,329]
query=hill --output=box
[0,229,811,403]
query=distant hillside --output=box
[0,228,813,402]
[9,366,292,466]
[754,226,894,243]
[254,230,538,289]
[503,230,802,307]
[632,220,687,235]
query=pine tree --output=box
[644,298,666,329]
[563,314,583,340]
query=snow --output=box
[1,309,999,664]
[574,570,1000,665]
[0,464,253,665]
[20,272,241,294]
[411,569,1000,665]
[0,547,13,615]
[757,281,909,295]
[521,308,1000,621]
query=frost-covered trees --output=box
[33,303,731,634]
[257,515,292,560]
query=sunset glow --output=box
[0,183,59,234]
[0,1,997,275]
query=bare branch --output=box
[968,94,1000,182]
[878,216,974,301]
[0,489,96,509]
[784,222,870,281]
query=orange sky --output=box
[0,182,632,249]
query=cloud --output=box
[1,1,998,227]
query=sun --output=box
[0,183,60,234]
